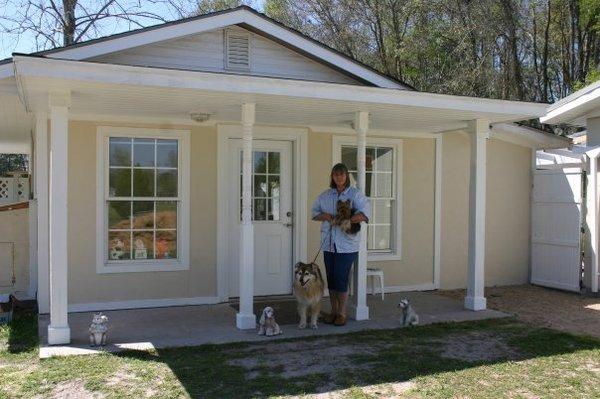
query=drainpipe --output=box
[587,148,600,293]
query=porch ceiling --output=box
[13,55,549,134]
[0,78,31,154]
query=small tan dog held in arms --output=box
[293,262,325,329]
[258,306,282,336]
[334,199,361,235]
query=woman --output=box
[311,163,370,326]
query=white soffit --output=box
[491,123,570,150]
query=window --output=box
[334,137,402,260]
[97,128,190,273]
[240,151,281,221]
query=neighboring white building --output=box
[0,6,569,345]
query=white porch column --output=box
[47,94,71,345]
[465,119,489,311]
[236,103,256,329]
[35,114,50,313]
[352,111,370,321]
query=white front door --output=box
[228,139,294,296]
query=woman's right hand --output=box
[316,213,334,223]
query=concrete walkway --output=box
[39,291,508,358]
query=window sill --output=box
[367,252,402,262]
[96,260,189,274]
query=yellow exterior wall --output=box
[65,122,532,306]
[439,132,532,289]
[68,121,218,305]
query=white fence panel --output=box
[531,167,583,292]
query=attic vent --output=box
[225,31,250,71]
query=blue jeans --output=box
[323,250,357,293]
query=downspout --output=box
[588,149,600,293]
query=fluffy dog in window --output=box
[293,262,324,329]
[258,306,282,336]
[334,199,361,235]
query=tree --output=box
[0,0,178,49]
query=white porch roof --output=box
[11,55,550,134]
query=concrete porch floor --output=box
[39,291,508,358]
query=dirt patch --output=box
[37,379,105,399]
[439,331,520,363]
[440,285,600,339]
[227,337,383,379]
[106,367,162,398]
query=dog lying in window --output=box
[334,199,361,235]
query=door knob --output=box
[284,222,293,228]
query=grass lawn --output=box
[1,309,599,398]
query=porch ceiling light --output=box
[190,112,212,123]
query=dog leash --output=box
[311,222,332,264]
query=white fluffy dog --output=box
[258,306,282,336]
[398,298,419,326]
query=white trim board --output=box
[95,126,191,274]
[216,123,308,302]
[66,296,221,313]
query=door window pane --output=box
[240,150,282,222]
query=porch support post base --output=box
[349,304,369,321]
[47,326,70,345]
[236,312,256,330]
[464,296,487,311]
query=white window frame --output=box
[96,126,190,273]
[332,135,403,261]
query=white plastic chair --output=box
[367,268,385,300]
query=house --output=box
[0,6,569,345]
[537,82,600,295]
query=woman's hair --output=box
[330,163,351,189]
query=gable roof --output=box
[0,6,411,89]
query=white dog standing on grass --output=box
[258,306,282,336]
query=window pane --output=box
[156,230,177,259]
[373,225,391,250]
[157,140,178,168]
[372,199,392,224]
[108,201,131,229]
[133,138,155,167]
[109,169,131,197]
[254,174,267,197]
[365,172,373,196]
[254,198,267,220]
[109,138,131,166]
[341,146,357,170]
[268,175,280,197]
[376,173,392,197]
[365,147,375,171]
[268,197,280,221]
[375,147,393,172]
[133,231,154,259]
[268,152,280,173]
[133,169,155,197]
[108,231,131,260]
[157,169,177,197]
[156,201,177,229]
[253,151,266,173]
[132,201,154,229]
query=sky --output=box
[0,0,265,59]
